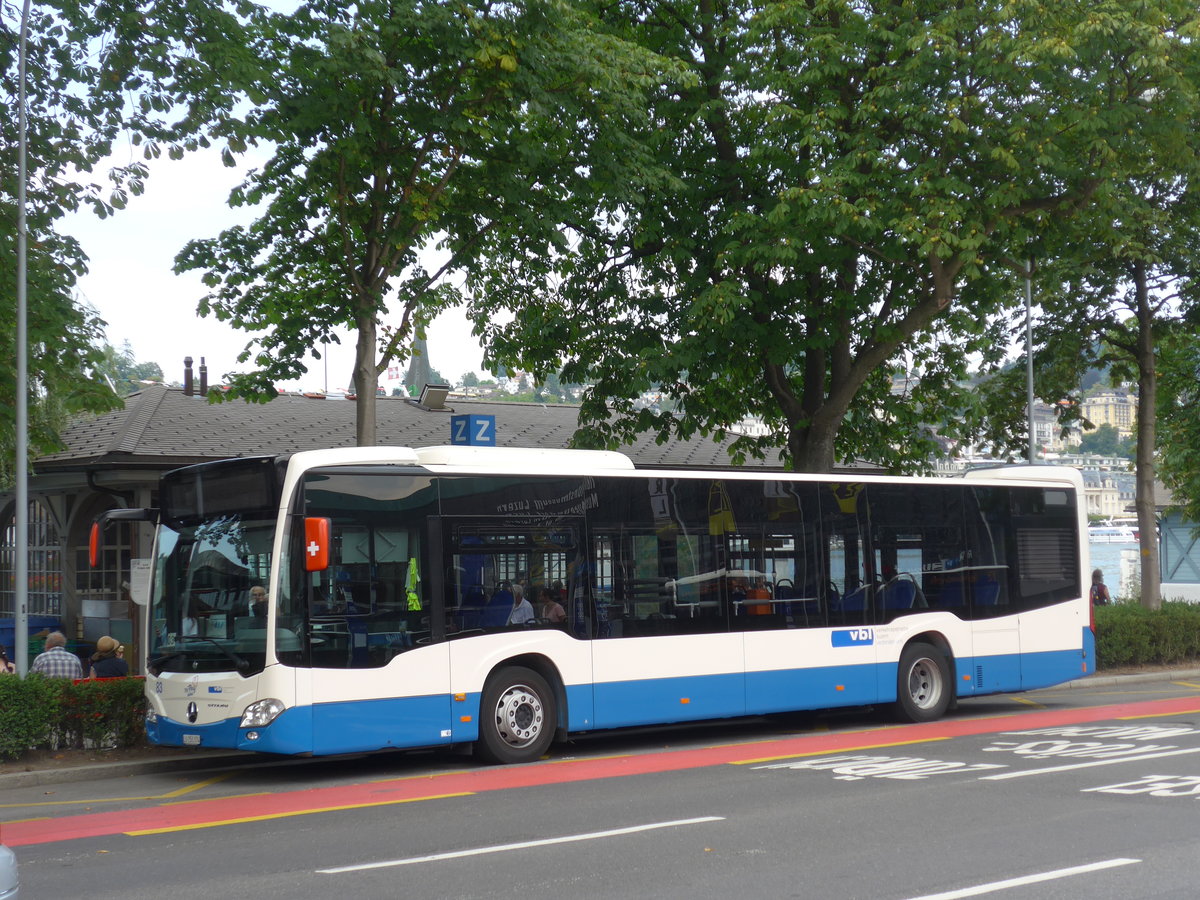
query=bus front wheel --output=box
[476,666,556,765]
[895,642,951,723]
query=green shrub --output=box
[0,675,146,759]
[1096,601,1200,668]
[0,674,58,760]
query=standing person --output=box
[89,636,129,679]
[30,631,84,679]
[1090,568,1112,606]
[506,584,536,626]
[0,646,14,674]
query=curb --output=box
[1050,667,1200,691]
[0,751,252,791]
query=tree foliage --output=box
[2,0,257,479]
[176,0,679,446]
[972,3,1200,608]
[94,341,165,395]
[468,0,1200,473]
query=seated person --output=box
[506,584,536,626]
[535,587,566,624]
[250,585,269,617]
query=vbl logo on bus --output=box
[832,628,874,647]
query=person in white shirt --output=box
[506,584,536,626]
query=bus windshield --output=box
[149,514,279,675]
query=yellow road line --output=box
[0,771,238,809]
[158,772,236,798]
[125,792,474,836]
[1118,705,1200,721]
[1008,696,1046,708]
[731,736,951,766]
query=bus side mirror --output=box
[89,521,101,568]
[304,517,331,572]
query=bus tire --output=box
[476,666,556,765]
[895,642,951,723]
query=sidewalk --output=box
[3,667,1199,792]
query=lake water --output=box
[1088,540,1140,599]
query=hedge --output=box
[0,675,147,761]
[1095,601,1200,668]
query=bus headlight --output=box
[240,699,286,728]
[145,708,158,724]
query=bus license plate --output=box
[183,734,201,746]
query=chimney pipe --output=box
[199,357,208,397]
[183,356,194,396]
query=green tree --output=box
[3,0,256,480]
[981,73,1200,609]
[94,342,165,395]
[176,0,676,446]
[1078,424,1129,458]
[1159,327,1200,531]
[469,0,1200,473]
[461,371,479,388]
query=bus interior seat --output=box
[840,585,869,613]
[974,581,1002,606]
[481,584,514,628]
[938,579,966,608]
[881,576,917,610]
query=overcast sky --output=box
[62,150,489,393]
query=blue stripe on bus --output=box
[745,663,880,715]
[310,695,454,755]
[147,712,244,750]
[592,672,747,728]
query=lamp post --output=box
[15,0,33,675]
[1025,258,1036,464]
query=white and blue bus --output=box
[112,446,1093,764]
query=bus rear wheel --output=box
[895,642,951,723]
[476,666,556,765]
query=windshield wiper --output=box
[154,635,251,674]
[147,649,186,673]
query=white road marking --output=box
[979,745,1200,780]
[316,816,725,874]
[900,858,1140,900]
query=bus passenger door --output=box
[589,528,746,729]
[441,517,593,737]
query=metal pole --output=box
[15,0,34,675]
[1025,258,1036,465]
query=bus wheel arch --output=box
[475,656,563,765]
[894,636,953,723]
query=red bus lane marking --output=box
[4,694,1200,848]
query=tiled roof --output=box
[35,385,788,472]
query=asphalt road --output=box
[5,671,1200,900]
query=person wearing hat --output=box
[89,636,129,679]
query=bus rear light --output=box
[88,522,100,568]
[240,698,286,728]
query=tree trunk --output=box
[786,418,839,473]
[353,313,378,447]
[1132,263,1161,609]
